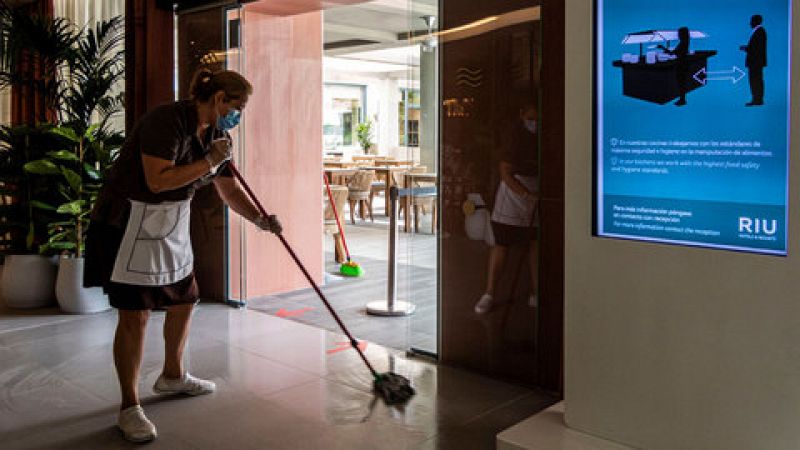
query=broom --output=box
[323,173,363,277]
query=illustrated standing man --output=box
[741,14,767,106]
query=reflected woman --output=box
[474,102,539,314]
[659,27,691,106]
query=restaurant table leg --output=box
[403,196,411,232]
[334,233,345,263]
[384,171,392,216]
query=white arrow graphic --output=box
[693,67,747,85]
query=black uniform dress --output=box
[84,100,232,310]
[490,120,539,246]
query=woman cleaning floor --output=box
[84,68,282,443]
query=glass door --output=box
[402,0,440,356]
[437,1,543,384]
[176,2,245,305]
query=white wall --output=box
[324,67,419,162]
[54,0,125,133]
[564,1,800,450]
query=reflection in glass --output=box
[439,3,542,384]
[323,83,365,152]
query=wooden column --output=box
[125,0,174,133]
[537,0,565,394]
[9,0,55,126]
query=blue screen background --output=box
[600,0,791,205]
[597,0,792,253]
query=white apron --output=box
[111,199,194,286]
[491,175,538,227]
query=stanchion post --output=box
[367,186,416,316]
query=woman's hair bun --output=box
[189,67,253,102]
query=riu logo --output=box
[739,217,777,236]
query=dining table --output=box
[323,161,359,169]
[359,166,412,215]
[323,167,358,185]
[382,159,414,167]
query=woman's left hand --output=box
[254,215,282,235]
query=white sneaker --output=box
[474,294,494,314]
[529,294,538,308]
[153,372,216,396]
[118,405,157,443]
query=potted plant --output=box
[37,17,123,314]
[0,125,65,307]
[0,5,79,308]
[356,120,375,155]
[25,125,120,313]
[0,9,124,312]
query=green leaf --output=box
[58,184,72,201]
[61,168,82,193]
[56,200,86,216]
[83,162,101,180]
[47,150,80,162]
[24,159,60,175]
[31,200,56,211]
[46,241,76,250]
[84,124,99,141]
[48,230,71,243]
[50,127,80,143]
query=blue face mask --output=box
[217,109,241,131]
[523,119,537,134]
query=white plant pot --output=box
[56,257,110,314]
[1,254,57,308]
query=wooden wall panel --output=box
[125,0,174,132]
[439,0,564,393]
[537,0,565,393]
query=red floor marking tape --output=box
[275,307,315,318]
[327,341,368,355]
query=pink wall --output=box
[230,8,323,298]
[245,0,368,16]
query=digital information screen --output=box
[595,0,793,255]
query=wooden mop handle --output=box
[227,162,271,220]
[224,161,379,377]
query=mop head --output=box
[373,372,415,405]
[340,260,364,277]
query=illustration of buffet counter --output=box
[612,30,717,104]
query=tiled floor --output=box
[1,304,556,449]
[498,403,634,450]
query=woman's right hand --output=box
[205,138,232,171]
[523,191,537,206]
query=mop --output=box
[323,173,363,277]
[228,162,415,405]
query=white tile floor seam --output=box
[1,304,556,449]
